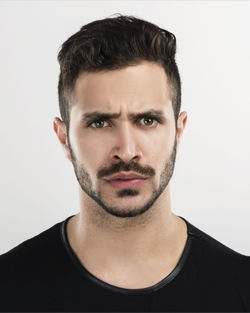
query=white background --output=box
[0,0,249,255]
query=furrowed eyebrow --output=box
[81,109,166,124]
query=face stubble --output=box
[67,128,177,220]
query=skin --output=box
[53,61,188,289]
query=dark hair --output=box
[57,13,181,134]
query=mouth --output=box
[106,178,147,189]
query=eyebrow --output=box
[81,109,166,124]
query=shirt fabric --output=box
[0,214,250,312]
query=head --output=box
[54,14,187,219]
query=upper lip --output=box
[105,172,147,181]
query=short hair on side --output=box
[57,13,182,134]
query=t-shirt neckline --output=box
[60,214,193,295]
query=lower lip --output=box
[107,178,147,189]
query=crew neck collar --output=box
[60,214,193,295]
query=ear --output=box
[53,117,72,162]
[176,111,188,152]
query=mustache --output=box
[97,162,155,179]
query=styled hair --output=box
[57,13,181,134]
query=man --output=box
[0,14,249,312]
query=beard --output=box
[67,135,177,219]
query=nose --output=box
[110,122,142,163]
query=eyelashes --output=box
[87,116,162,130]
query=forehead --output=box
[72,61,172,113]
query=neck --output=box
[66,186,188,288]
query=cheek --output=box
[151,131,173,154]
[149,133,174,172]
[75,136,103,162]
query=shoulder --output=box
[184,217,250,265]
[181,216,250,277]
[188,218,250,308]
[179,216,250,310]
[0,217,70,311]
[185,218,249,257]
[186,214,250,282]
[0,218,65,280]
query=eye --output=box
[139,117,158,127]
[88,116,159,129]
[89,120,109,129]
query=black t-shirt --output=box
[0,215,249,312]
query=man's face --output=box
[63,61,182,218]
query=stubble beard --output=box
[68,135,177,219]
